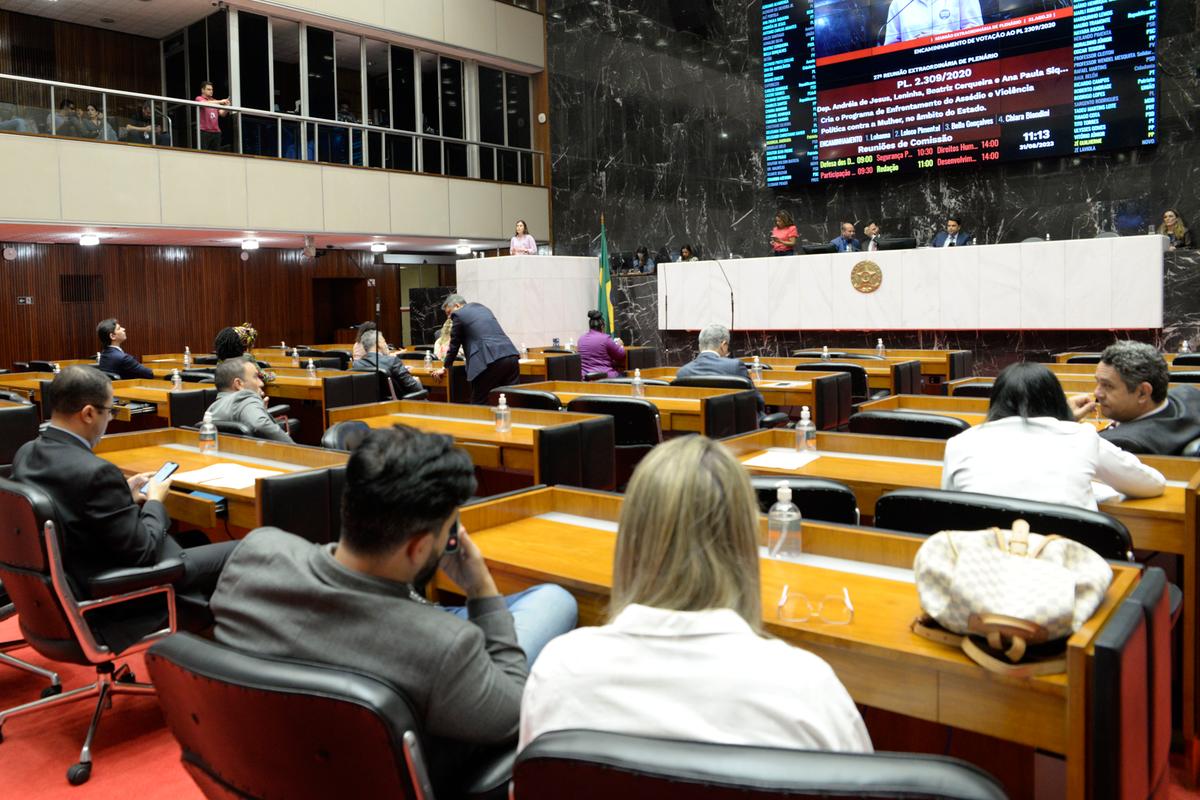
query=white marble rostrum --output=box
[657,236,1165,331]
[456,255,600,346]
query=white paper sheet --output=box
[742,448,822,471]
[173,463,284,490]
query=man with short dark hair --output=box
[12,366,236,648]
[931,216,971,247]
[432,294,521,404]
[1070,340,1200,455]
[206,359,293,443]
[210,426,577,793]
[196,80,230,152]
[97,317,154,379]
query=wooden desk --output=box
[638,365,837,424]
[947,375,1196,397]
[836,348,973,382]
[453,485,1137,800]
[741,357,921,394]
[855,394,1110,430]
[515,380,749,434]
[94,428,346,531]
[1055,351,1187,364]
[0,372,53,403]
[326,400,614,488]
[722,426,1200,742]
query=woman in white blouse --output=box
[509,219,537,255]
[518,435,872,754]
[942,362,1165,510]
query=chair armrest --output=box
[86,558,185,597]
[399,389,429,401]
[758,412,791,429]
[463,743,516,799]
[266,404,291,417]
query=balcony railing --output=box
[0,73,544,186]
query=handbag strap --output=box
[962,637,1067,677]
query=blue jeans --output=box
[446,584,577,666]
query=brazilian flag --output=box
[597,214,614,334]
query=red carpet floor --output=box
[3,614,1200,799]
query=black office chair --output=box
[166,388,217,429]
[1173,354,1200,367]
[542,347,574,354]
[848,410,970,440]
[598,377,670,386]
[1168,371,1200,384]
[583,371,610,381]
[1065,355,1102,364]
[180,369,216,383]
[1182,437,1200,458]
[566,397,662,489]
[669,376,790,429]
[1125,568,1174,797]
[397,351,435,361]
[146,632,512,800]
[792,350,851,359]
[873,488,1135,561]
[490,386,562,411]
[321,420,371,452]
[26,360,57,372]
[0,390,29,404]
[211,419,256,437]
[1091,601,1150,800]
[192,355,219,366]
[750,476,860,524]
[98,370,122,381]
[794,363,888,405]
[301,357,342,370]
[258,467,344,545]
[0,403,39,478]
[323,350,352,370]
[511,730,1008,800]
[1,580,62,697]
[0,479,189,785]
[949,381,993,398]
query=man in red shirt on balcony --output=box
[196,80,231,151]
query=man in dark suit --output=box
[432,294,520,404]
[12,366,236,646]
[930,216,971,248]
[353,329,424,398]
[676,323,765,412]
[829,222,861,253]
[860,221,882,252]
[97,317,153,379]
[1070,341,1200,455]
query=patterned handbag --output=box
[912,520,1113,674]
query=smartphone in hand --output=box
[445,515,460,553]
[140,461,179,495]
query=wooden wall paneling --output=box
[52,18,161,95]
[0,243,37,365]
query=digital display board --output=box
[763,0,1156,186]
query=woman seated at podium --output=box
[1159,209,1194,250]
[941,362,1165,511]
[518,435,872,753]
[577,310,626,379]
[509,219,538,255]
[677,243,699,262]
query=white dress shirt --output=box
[941,416,1166,510]
[884,0,983,45]
[518,604,872,753]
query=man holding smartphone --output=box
[12,367,237,648]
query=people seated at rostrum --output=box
[12,366,236,649]
[943,362,1165,510]
[353,329,424,397]
[97,317,154,379]
[206,359,294,443]
[519,435,872,752]
[1071,340,1200,455]
[209,426,578,795]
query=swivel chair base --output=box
[0,644,61,697]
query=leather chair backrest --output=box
[323,375,356,410]
[323,351,352,370]
[0,479,87,664]
[892,361,921,394]
[576,416,617,491]
[327,466,346,542]
[305,357,342,370]
[566,397,662,446]
[212,419,256,437]
[1173,354,1200,367]
[670,375,754,391]
[873,488,1134,561]
[181,370,216,383]
[1066,355,1102,364]
[351,372,382,405]
[145,632,429,800]
[1168,371,1200,384]
[1091,601,1150,800]
[258,469,334,545]
[168,388,218,429]
[0,404,39,467]
[542,347,574,354]
[810,372,852,430]
[490,387,562,411]
[1182,437,1200,458]
[794,363,869,399]
[193,355,219,366]
[1126,568,1172,795]
[397,352,433,361]
[321,420,371,452]
[448,364,471,404]
[848,410,969,440]
[950,381,993,399]
[512,730,1008,800]
[948,351,975,380]
[99,370,122,381]
[625,347,659,371]
[38,379,54,420]
[28,360,57,372]
[0,389,29,403]
[750,476,859,525]
[544,353,582,382]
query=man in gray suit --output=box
[209,426,577,793]
[432,293,520,404]
[676,323,766,414]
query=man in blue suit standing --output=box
[432,294,520,404]
[830,222,861,252]
[97,318,153,379]
[930,216,972,247]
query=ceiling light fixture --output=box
[455,244,472,255]
[79,233,100,246]
[370,242,387,253]
[241,238,260,250]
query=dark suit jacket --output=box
[12,427,173,590]
[353,353,424,397]
[1100,386,1200,456]
[98,346,153,379]
[829,235,860,253]
[676,352,764,411]
[930,231,971,248]
[443,303,519,381]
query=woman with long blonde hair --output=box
[518,435,870,752]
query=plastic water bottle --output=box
[494,393,512,432]
[423,351,433,370]
[567,337,575,352]
[183,346,192,368]
[306,358,317,378]
[767,482,803,561]
[750,355,763,383]
[95,351,101,364]
[198,412,219,454]
[795,406,816,452]
[292,348,301,368]
[280,341,286,352]
[631,368,645,398]
[52,362,61,374]
[520,342,528,359]
[1181,339,1192,355]
[821,346,830,361]
[875,338,886,358]
[171,369,182,391]
[1045,232,1050,241]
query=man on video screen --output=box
[883,0,982,44]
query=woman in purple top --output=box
[578,310,627,378]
